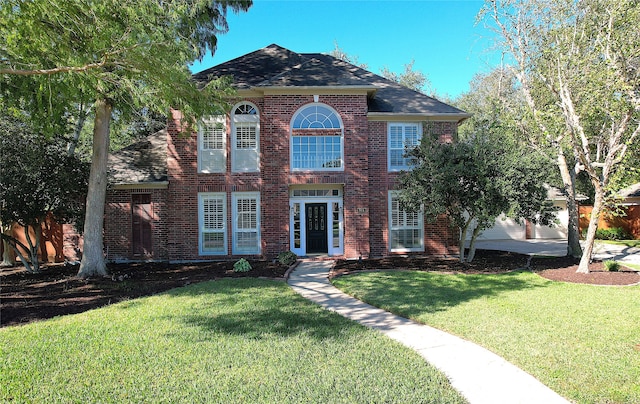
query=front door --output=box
[132,194,152,257]
[305,203,328,254]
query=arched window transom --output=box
[290,103,344,171]
[292,104,341,129]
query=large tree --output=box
[398,131,556,263]
[0,0,251,277]
[481,0,640,272]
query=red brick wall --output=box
[105,96,460,261]
[367,119,459,257]
[104,188,168,261]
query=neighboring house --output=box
[579,183,640,239]
[104,44,470,262]
[469,186,588,241]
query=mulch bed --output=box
[0,260,288,328]
[332,250,640,287]
[2,250,638,328]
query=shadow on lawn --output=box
[162,279,361,341]
[334,270,547,318]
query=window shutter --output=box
[199,116,226,173]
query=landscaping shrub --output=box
[594,227,631,240]
[233,258,252,272]
[604,260,620,272]
[277,251,297,266]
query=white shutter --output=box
[232,192,260,254]
[198,116,226,173]
[232,120,259,172]
[198,193,226,255]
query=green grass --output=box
[0,278,466,403]
[332,271,640,404]
[598,239,640,248]
[621,262,640,271]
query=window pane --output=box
[389,192,423,251]
[389,123,420,170]
[292,104,341,129]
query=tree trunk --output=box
[23,223,40,273]
[577,182,604,273]
[67,105,89,156]
[466,226,482,263]
[557,149,582,257]
[1,222,16,267]
[77,98,112,278]
[458,216,474,263]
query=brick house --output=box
[104,44,470,262]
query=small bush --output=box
[233,258,252,273]
[277,251,297,266]
[604,260,620,272]
[594,227,631,240]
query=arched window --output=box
[232,102,260,172]
[290,103,343,170]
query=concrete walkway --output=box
[288,261,570,404]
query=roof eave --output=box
[111,181,169,190]
[367,112,472,123]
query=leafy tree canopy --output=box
[398,129,556,263]
[380,60,433,95]
[0,0,252,277]
[0,114,89,272]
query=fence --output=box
[578,205,640,239]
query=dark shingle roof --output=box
[618,183,640,199]
[194,44,468,117]
[108,129,168,185]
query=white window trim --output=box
[231,102,260,173]
[290,103,344,172]
[388,191,424,252]
[198,192,227,255]
[388,122,421,172]
[289,197,343,257]
[232,192,261,255]
[198,115,227,173]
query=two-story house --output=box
[104,44,470,262]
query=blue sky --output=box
[189,0,500,99]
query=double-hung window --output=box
[388,123,421,171]
[198,116,226,173]
[389,191,424,252]
[291,103,343,171]
[232,102,260,172]
[198,193,226,255]
[232,192,260,254]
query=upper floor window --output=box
[232,102,260,172]
[291,103,343,171]
[198,116,226,173]
[388,123,421,171]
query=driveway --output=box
[469,239,640,264]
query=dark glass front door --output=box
[306,203,328,254]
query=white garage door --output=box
[465,214,526,241]
[533,202,568,239]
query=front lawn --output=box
[622,262,640,271]
[0,278,466,403]
[332,271,640,404]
